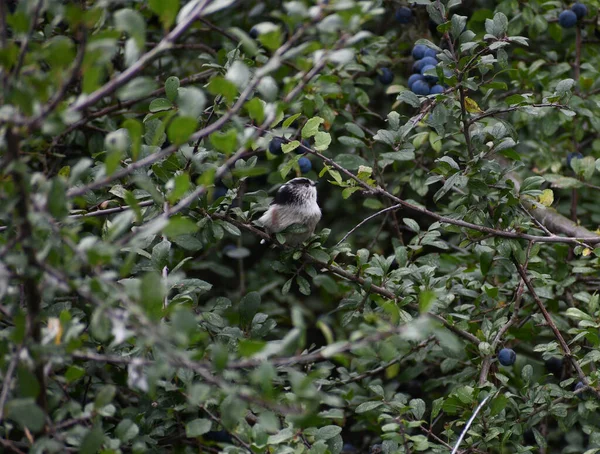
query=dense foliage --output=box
[3,0,600,452]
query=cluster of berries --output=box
[408,44,444,95]
[558,2,587,28]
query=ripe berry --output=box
[395,7,412,23]
[204,430,233,442]
[498,348,516,366]
[269,137,285,155]
[298,157,312,174]
[297,139,311,154]
[567,151,583,167]
[213,186,228,201]
[430,84,445,94]
[571,2,587,19]
[544,356,563,376]
[412,44,428,60]
[378,67,394,85]
[423,48,438,59]
[249,27,259,39]
[558,10,578,28]
[412,56,437,73]
[420,64,438,82]
[412,80,430,96]
[574,381,586,399]
[408,74,425,89]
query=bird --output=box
[257,177,321,246]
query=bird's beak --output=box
[310,180,318,187]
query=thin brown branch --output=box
[467,103,569,126]
[68,0,213,113]
[6,129,47,414]
[513,259,597,397]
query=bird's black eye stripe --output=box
[272,184,300,205]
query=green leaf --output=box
[356,401,383,413]
[240,291,261,328]
[94,385,116,408]
[245,97,265,123]
[5,399,45,432]
[316,425,342,440]
[268,428,294,445]
[149,98,173,112]
[302,117,325,138]
[80,425,104,454]
[165,76,180,102]
[167,116,197,145]
[314,131,332,151]
[209,128,238,155]
[48,178,69,219]
[117,77,158,101]
[207,76,238,104]
[140,272,165,319]
[334,154,368,170]
[149,0,180,30]
[114,8,146,48]
[186,418,212,437]
[116,419,139,442]
[176,87,206,118]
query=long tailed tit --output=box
[258,177,321,246]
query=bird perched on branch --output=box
[257,177,321,246]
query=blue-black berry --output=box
[571,2,587,19]
[298,157,312,174]
[498,348,516,366]
[412,44,428,60]
[297,139,311,154]
[559,10,578,28]
[412,80,430,96]
[544,356,563,376]
[430,84,445,94]
[412,56,437,73]
[408,74,425,89]
[269,137,285,155]
[395,7,412,23]
[567,151,583,167]
[423,48,437,59]
[378,67,394,85]
[574,381,586,399]
[249,27,259,39]
[421,64,438,82]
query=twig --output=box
[69,0,213,112]
[335,204,402,246]
[451,394,491,454]
[514,260,596,396]
[10,0,43,81]
[200,405,251,451]
[6,130,47,414]
[478,241,532,385]
[0,346,21,423]
[28,28,87,129]
[467,103,569,126]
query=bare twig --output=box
[335,204,402,246]
[450,394,491,454]
[0,346,21,423]
[69,0,213,113]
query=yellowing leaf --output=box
[583,248,592,257]
[464,97,483,114]
[48,318,62,345]
[538,189,554,207]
